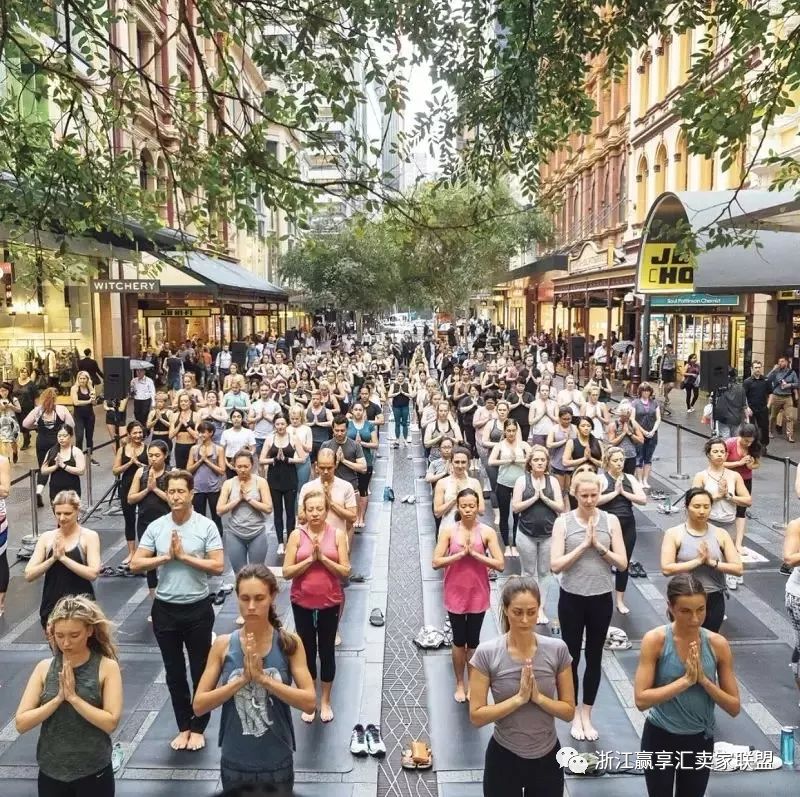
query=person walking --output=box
[512,445,563,625]
[634,574,741,797]
[13,366,38,450]
[77,348,104,387]
[15,595,122,797]
[40,426,86,502]
[187,420,226,535]
[112,421,148,565]
[681,353,700,412]
[282,488,351,724]
[743,361,771,450]
[218,451,274,576]
[489,418,530,556]
[131,470,224,752]
[712,369,748,439]
[660,344,677,407]
[23,389,74,508]
[260,415,301,554]
[127,440,171,600]
[432,488,504,703]
[24,490,101,630]
[193,564,316,794]
[597,446,647,615]
[69,372,97,460]
[469,577,575,797]
[660,488,743,632]
[550,471,628,741]
[768,356,799,443]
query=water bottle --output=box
[550,620,561,639]
[780,726,795,768]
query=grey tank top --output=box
[228,478,269,540]
[38,650,111,780]
[561,510,614,596]
[675,524,726,594]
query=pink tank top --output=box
[443,523,491,614]
[290,524,343,609]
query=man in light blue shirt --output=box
[131,469,223,753]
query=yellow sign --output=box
[778,290,800,300]
[637,244,695,294]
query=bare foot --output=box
[454,684,467,703]
[301,710,316,723]
[335,632,342,647]
[616,603,630,615]
[570,717,585,741]
[320,704,334,723]
[187,732,206,751]
[170,731,190,750]
[582,719,599,741]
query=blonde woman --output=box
[512,445,563,624]
[70,371,97,456]
[583,386,610,441]
[489,418,530,556]
[15,595,122,797]
[289,404,313,495]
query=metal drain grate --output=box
[377,444,438,797]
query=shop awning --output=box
[156,250,289,302]
[638,190,800,294]
[502,253,568,281]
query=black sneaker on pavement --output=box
[365,723,386,757]
[780,563,793,576]
[350,724,369,756]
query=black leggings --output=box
[136,521,158,590]
[36,435,56,487]
[702,590,725,633]
[292,602,339,682]
[192,491,222,534]
[270,486,297,544]
[684,385,699,410]
[121,499,137,543]
[558,589,613,705]
[483,737,563,797]
[74,410,96,451]
[614,514,637,593]
[0,550,8,593]
[173,442,193,470]
[495,483,518,546]
[448,611,485,649]
[462,425,476,458]
[38,763,115,797]
[623,456,637,475]
[641,719,713,797]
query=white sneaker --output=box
[277,543,285,556]
[725,575,738,591]
[736,574,744,584]
[350,724,369,756]
[365,724,386,757]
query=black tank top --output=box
[75,387,93,417]
[601,473,634,519]
[152,413,171,435]
[517,473,558,538]
[136,468,170,526]
[41,534,95,622]
[265,441,298,490]
[120,446,147,493]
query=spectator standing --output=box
[768,356,798,443]
[12,366,38,450]
[130,367,156,426]
[681,354,700,412]
[743,360,771,449]
[76,348,104,386]
[712,368,748,439]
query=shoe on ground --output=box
[212,591,227,606]
[725,575,738,591]
[366,723,386,757]
[91,458,100,466]
[276,543,285,556]
[36,494,44,508]
[686,407,694,413]
[369,608,385,627]
[780,563,793,576]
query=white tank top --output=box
[701,469,736,525]
[787,565,800,599]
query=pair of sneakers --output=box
[350,723,386,757]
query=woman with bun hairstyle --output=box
[634,573,740,797]
[433,488,504,703]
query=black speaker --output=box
[103,356,131,402]
[570,335,586,361]
[230,341,247,371]
[700,349,729,392]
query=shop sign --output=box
[651,294,740,307]
[92,279,161,293]
[569,242,611,275]
[637,244,694,294]
[142,308,218,318]
[778,290,800,300]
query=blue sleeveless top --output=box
[648,625,717,738]
[218,630,295,771]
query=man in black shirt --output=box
[77,348,104,386]
[743,360,771,448]
[519,353,540,395]
[506,379,535,442]
[320,416,367,491]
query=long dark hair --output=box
[235,564,297,655]
[666,573,706,620]
[499,576,541,633]
[735,423,762,460]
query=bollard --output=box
[29,468,39,537]
[669,425,690,480]
[772,457,792,531]
[85,448,94,505]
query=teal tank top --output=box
[218,630,296,772]
[647,625,717,738]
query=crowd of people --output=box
[1,321,798,797]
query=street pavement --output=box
[0,394,798,796]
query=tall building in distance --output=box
[380,107,404,192]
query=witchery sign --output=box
[91,279,161,293]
